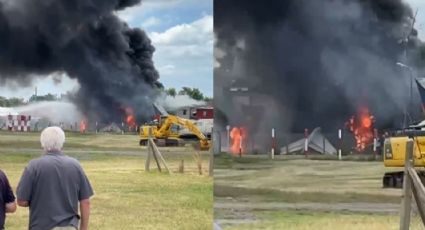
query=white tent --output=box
[281,127,337,155]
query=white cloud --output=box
[116,0,211,26]
[148,15,213,95]
[141,16,161,28]
[151,15,212,45]
[150,15,213,58]
[158,64,176,75]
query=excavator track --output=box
[139,138,183,147]
[383,170,425,189]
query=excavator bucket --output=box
[192,140,211,151]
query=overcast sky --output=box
[0,0,213,100]
[406,0,425,40]
[0,0,423,100]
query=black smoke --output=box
[215,0,424,137]
[0,0,161,122]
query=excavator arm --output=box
[157,115,210,150]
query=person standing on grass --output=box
[0,169,16,230]
[17,126,94,230]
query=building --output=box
[175,106,213,120]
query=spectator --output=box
[17,126,93,230]
[0,169,16,230]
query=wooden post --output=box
[412,186,425,224]
[209,129,214,177]
[150,142,162,172]
[373,129,378,160]
[338,129,342,160]
[400,139,414,230]
[145,137,151,172]
[270,128,275,160]
[193,152,203,175]
[179,160,184,173]
[304,129,309,158]
[239,127,242,157]
[198,155,203,175]
[149,138,172,174]
[226,125,231,154]
[145,127,154,171]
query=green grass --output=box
[219,210,425,230]
[214,185,400,203]
[0,132,213,230]
[214,154,401,202]
[214,153,410,229]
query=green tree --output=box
[8,97,25,106]
[29,93,57,103]
[0,97,26,107]
[203,96,213,103]
[178,87,204,101]
[166,88,177,97]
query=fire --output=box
[230,127,247,155]
[124,107,137,129]
[346,107,375,152]
[126,115,136,126]
[80,120,87,133]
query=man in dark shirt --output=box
[0,169,16,230]
[17,127,94,230]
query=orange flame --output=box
[230,127,246,155]
[124,107,136,129]
[80,120,87,133]
[346,107,375,152]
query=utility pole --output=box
[400,9,418,128]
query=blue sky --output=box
[0,0,213,99]
[117,0,213,96]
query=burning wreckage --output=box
[214,0,425,156]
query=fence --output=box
[400,139,425,229]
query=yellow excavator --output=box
[382,79,425,188]
[383,134,425,188]
[139,104,211,150]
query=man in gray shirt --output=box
[17,127,93,230]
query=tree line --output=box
[164,87,212,102]
[0,87,211,107]
[0,93,62,107]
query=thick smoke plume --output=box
[215,0,425,142]
[0,0,161,122]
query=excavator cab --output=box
[383,135,425,188]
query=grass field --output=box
[0,131,213,230]
[218,210,424,230]
[214,153,424,229]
